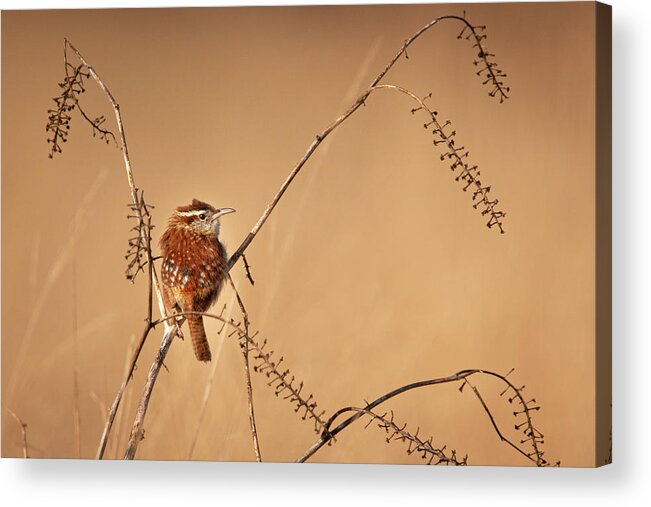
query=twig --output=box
[7,409,29,458]
[461,377,534,463]
[123,283,184,458]
[242,253,255,286]
[227,14,508,270]
[297,371,475,463]
[125,191,156,283]
[370,84,505,231]
[123,325,176,459]
[48,41,118,152]
[340,407,466,465]
[228,275,262,462]
[296,369,555,465]
[111,333,138,458]
[46,62,88,157]
[63,40,136,201]
[57,40,181,459]
[96,320,153,459]
[96,195,157,459]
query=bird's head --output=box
[172,198,235,236]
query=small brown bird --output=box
[159,199,235,362]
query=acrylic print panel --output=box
[1,1,611,466]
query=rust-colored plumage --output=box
[159,199,235,362]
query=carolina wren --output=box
[159,199,235,362]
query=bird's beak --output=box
[213,207,236,220]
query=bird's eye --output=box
[198,213,206,220]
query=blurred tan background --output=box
[2,2,600,466]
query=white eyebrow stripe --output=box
[175,209,208,217]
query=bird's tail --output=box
[187,315,211,362]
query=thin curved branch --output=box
[96,320,152,459]
[98,193,156,458]
[369,84,505,231]
[63,40,137,201]
[461,377,532,463]
[58,40,181,459]
[297,370,477,463]
[76,103,117,146]
[472,369,551,466]
[227,14,509,269]
[227,274,262,462]
[341,407,467,465]
[123,324,176,459]
[296,369,554,466]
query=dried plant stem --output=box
[227,14,504,269]
[242,253,255,285]
[63,40,180,459]
[228,275,262,462]
[96,321,153,458]
[96,206,158,459]
[7,409,29,458]
[296,371,476,463]
[112,333,138,457]
[64,40,137,204]
[240,332,261,461]
[461,377,533,462]
[340,407,466,465]
[121,215,171,460]
[123,325,176,459]
[296,369,552,466]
